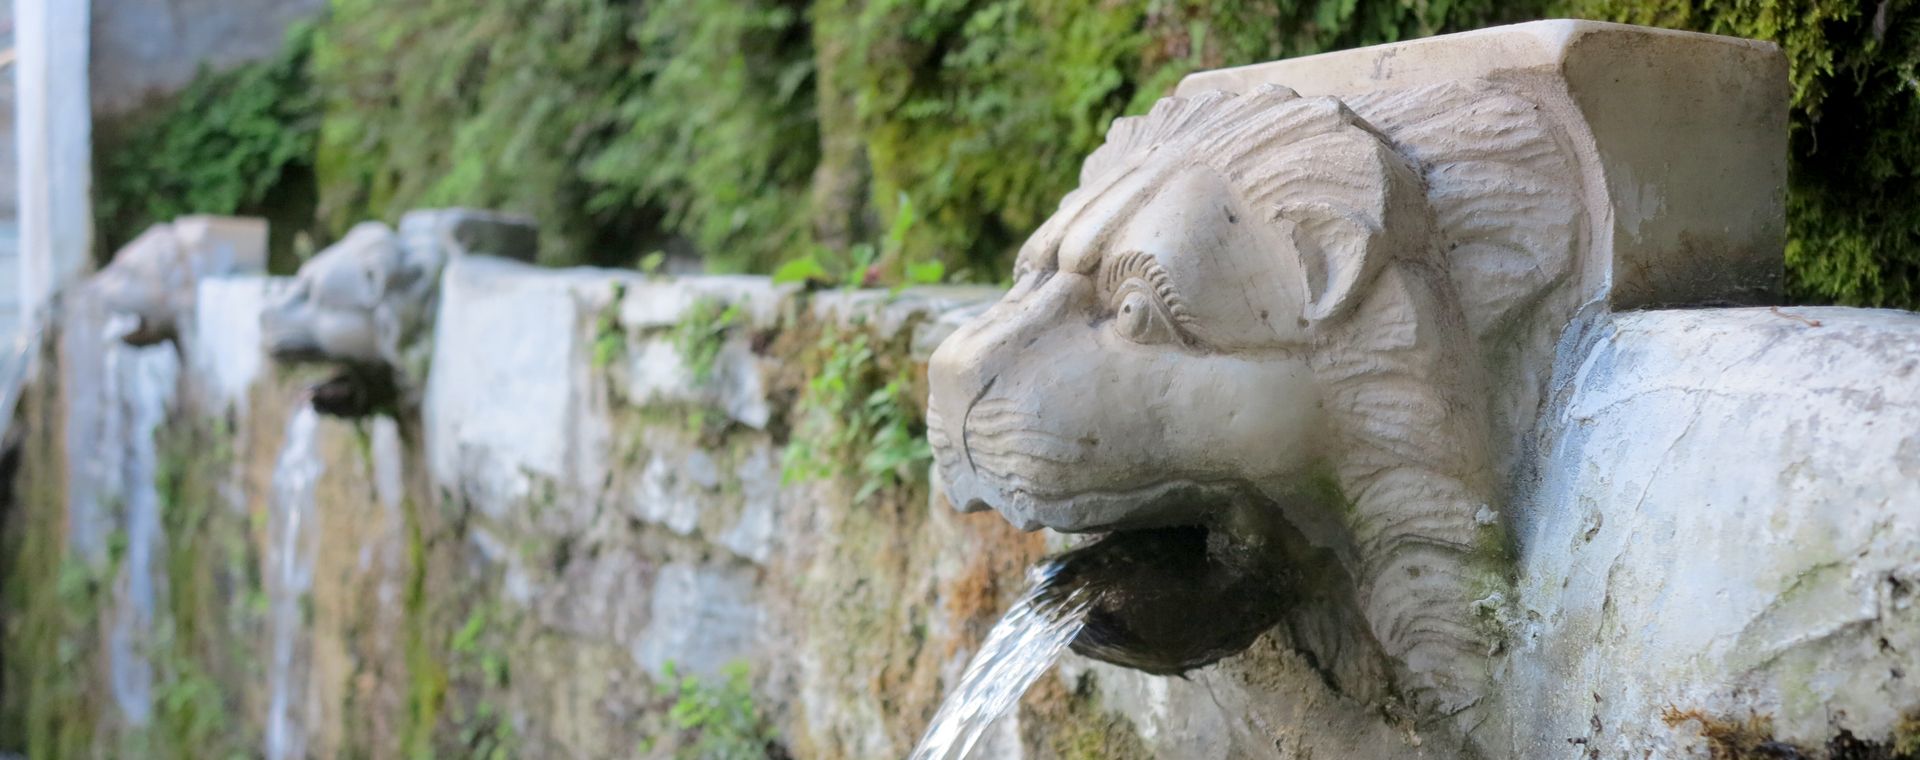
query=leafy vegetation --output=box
[92,23,320,271]
[672,297,745,382]
[644,661,783,760]
[593,283,631,370]
[773,192,943,290]
[836,0,1545,276]
[89,0,1920,300]
[781,325,931,500]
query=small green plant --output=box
[440,604,516,760]
[647,660,780,760]
[593,283,630,370]
[672,297,744,383]
[639,251,669,276]
[781,326,932,500]
[773,193,943,291]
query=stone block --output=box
[617,275,795,331]
[171,214,269,274]
[397,207,539,263]
[622,336,772,430]
[1179,20,1788,310]
[631,562,764,680]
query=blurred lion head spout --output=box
[261,209,536,417]
[929,82,1586,730]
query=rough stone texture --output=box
[23,250,1920,759]
[925,81,1526,739]
[423,255,610,523]
[1507,306,1920,756]
[188,275,273,414]
[55,286,180,729]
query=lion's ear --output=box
[1284,207,1388,324]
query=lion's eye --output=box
[1114,288,1175,345]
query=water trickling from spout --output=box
[266,404,323,760]
[908,560,1092,760]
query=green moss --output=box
[145,419,259,758]
[592,283,631,372]
[398,486,521,760]
[1895,708,1920,756]
[400,493,449,760]
[1020,672,1151,760]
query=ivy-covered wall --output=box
[92,0,1920,307]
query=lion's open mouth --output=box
[1050,524,1291,675]
[306,364,401,418]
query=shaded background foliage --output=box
[94,0,1920,307]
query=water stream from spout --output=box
[266,404,322,760]
[908,560,1093,760]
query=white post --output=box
[15,0,92,324]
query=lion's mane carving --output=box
[927,82,1585,729]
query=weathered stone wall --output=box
[0,258,1160,758]
[4,252,1920,758]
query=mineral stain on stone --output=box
[1661,706,1920,760]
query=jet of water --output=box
[908,560,1093,760]
[266,404,323,760]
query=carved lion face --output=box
[262,221,428,367]
[928,87,1426,534]
[928,165,1329,532]
[93,217,266,346]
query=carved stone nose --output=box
[928,274,1092,454]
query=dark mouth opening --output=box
[1048,523,1290,675]
[119,317,174,348]
[307,363,401,418]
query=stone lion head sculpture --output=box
[262,209,536,416]
[92,216,267,347]
[928,82,1583,723]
